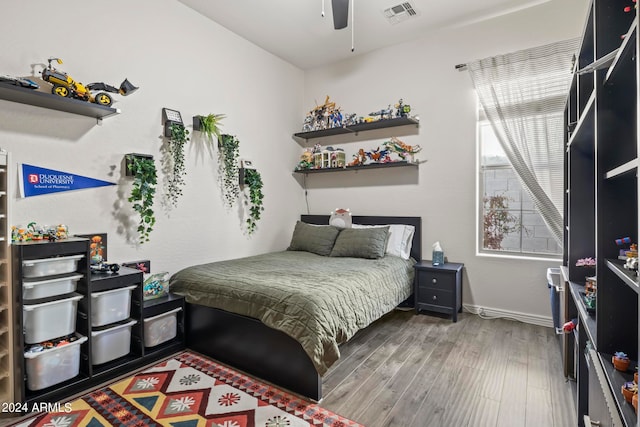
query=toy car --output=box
[41,57,138,107]
[0,74,39,89]
[90,262,120,273]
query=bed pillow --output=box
[330,226,390,259]
[352,224,415,260]
[287,221,341,256]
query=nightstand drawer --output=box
[416,270,456,291]
[417,288,454,307]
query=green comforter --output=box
[169,250,414,375]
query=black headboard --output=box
[301,215,422,261]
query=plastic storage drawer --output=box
[143,307,182,347]
[23,335,87,391]
[22,255,85,278]
[23,294,83,344]
[91,319,137,365]
[91,285,137,327]
[22,274,83,300]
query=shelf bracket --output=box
[96,117,103,126]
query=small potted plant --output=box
[622,381,637,403]
[194,113,225,146]
[613,352,631,372]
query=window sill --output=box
[476,251,562,263]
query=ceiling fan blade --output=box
[332,0,349,29]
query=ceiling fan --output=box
[331,0,350,30]
[322,0,355,51]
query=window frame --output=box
[476,114,562,261]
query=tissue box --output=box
[432,251,444,266]
[143,272,169,300]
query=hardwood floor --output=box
[321,310,576,427]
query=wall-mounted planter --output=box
[162,108,184,137]
[239,160,255,187]
[124,153,153,177]
[193,116,202,131]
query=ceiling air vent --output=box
[383,2,419,25]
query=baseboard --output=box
[462,304,554,328]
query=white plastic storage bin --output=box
[91,285,137,327]
[22,255,85,278]
[22,274,83,300]
[23,335,87,391]
[143,307,182,347]
[23,294,83,344]
[91,320,137,365]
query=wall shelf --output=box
[293,117,419,141]
[294,160,418,174]
[605,259,639,294]
[0,83,120,119]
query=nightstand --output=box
[414,261,464,322]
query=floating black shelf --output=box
[605,20,637,84]
[293,117,419,140]
[0,82,119,119]
[293,160,418,174]
[598,352,637,427]
[606,259,639,294]
[569,281,596,346]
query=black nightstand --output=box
[414,261,464,322]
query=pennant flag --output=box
[19,163,116,198]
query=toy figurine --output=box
[296,148,314,170]
[42,57,138,107]
[366,147,390,163]
[369,105,393,120]
[395,99,411,117]
[348,149,367,166]
[383,137,422,162]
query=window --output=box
[478,119,562,258]
[468,39,577,258]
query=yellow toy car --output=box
[41,57,137,107]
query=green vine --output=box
[127,155,157,244]
[198,113,225,145]
[243,168,264,235]
[218,134,240,207]
[168,123,189,207]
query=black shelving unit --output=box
[0,83,119,119]
[11,241,185,408]
[564,1,639,426]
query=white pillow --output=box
[352,224,415,260]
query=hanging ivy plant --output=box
[167,123,189,207]
[218,134,240,207]
[198,113,226,146]
[243,168,264,235]
[127,155,157,244]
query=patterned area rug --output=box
[12,351,363,427]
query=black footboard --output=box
[185,303,322,401]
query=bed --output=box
[170,215,421,401]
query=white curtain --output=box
[467,38,579,245]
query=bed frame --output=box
[184,215,422,401]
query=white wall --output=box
[0,0,305,273]
[302,0,589,323]
[0,0,589,324]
